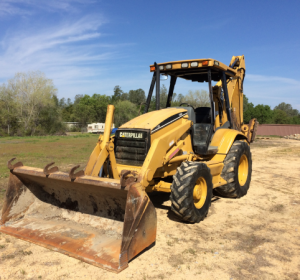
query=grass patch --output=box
[0,134,100,206]
[0,134,99,178]
[256,135,282,138]
[0,244,6,249]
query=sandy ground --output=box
[0,138,299,280]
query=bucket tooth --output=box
[69,165,84,180]
[7,158,23,170]
[43,162,59,176]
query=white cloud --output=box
[0,10,137,99]
[0,2,33,16]
[2,18,102,59]
[0,0,94,16]
[247,74,300,86]
[0,16,110,78]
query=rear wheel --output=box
[170,161,213,223]
[214,140,252,198]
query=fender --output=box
[210,128,248,155]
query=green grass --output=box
[256,135,282,138]
[0,134,100,203]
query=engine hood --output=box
[119,107,188,132]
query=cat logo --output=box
[120,132,143,139]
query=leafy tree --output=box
[128,88,146,106]
[114,100,138,127]
[0,84,19,135]
[252,104,273,124]
[74,94,83,105]
[181,90,210,108]
[37,95,66,135]
[243,94,255,123]
[291,115,300,124]
[120,92,129,101]
[272,109,289,124]
[112,86,123,103]
[2,71,59,135]
[60,98,74,122]
[274,102,299,117]
[168,92,179,107]
[159,85,168,108]
[90,94,112,122]
[72,94,111,125]
[171,93,185,106]
[74,100,96,125]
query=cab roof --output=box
[150,58,237,82]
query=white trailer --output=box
[87,123,115,134]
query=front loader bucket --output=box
[0,161,157,273]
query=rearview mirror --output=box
[160,74,168,80]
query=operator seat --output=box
[195,107,211,124]
[175,107,196,124]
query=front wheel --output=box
[170,161,213,223]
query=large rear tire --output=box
[214,140,252,198]
[170,161,213,223]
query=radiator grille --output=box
[114,129,150,166]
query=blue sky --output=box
[0,0,300,109]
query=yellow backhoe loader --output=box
[0,55,258,272]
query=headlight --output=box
[181,62,188,68]
[191,62,198,67]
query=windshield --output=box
[160,75,212,109]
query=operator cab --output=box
[144,59,237,156]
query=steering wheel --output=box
[179,103,195,110]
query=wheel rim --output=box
[193,177,207,209]
[238,154,249,186]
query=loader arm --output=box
[85,105,119,179]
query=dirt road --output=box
[0,138,299,279]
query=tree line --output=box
[0,71,299,136]
[243,96,300,124]
[60,85,210,129]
